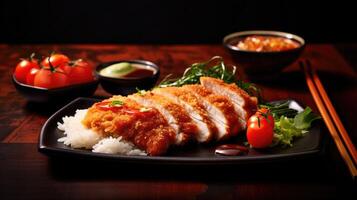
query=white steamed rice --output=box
[57,109,147,156]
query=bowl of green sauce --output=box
[96,60,160,95]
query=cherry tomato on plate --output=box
[246,108,275,148]
[41,53,70,68]
[248,107,274,129]
[14,54,39,83]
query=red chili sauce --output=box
[236,35,300,52]
[122,67,154,78]
[95,101,155,118]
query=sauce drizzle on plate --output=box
[215,144,249,156]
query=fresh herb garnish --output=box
[260,101,298,119]
[110,100,124,106]
[158,56,260,98]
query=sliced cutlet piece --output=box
[82,95,176,156]
[153,87,217,143]
[200,77,258,129]
[182,85,241,139]
[129,92,198,145]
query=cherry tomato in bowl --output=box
[41,53,70,68]
[12,74,99,103]
[34,67,70,89]
[61,60,95,85]
[14,54,39,83]
[12,53,98,103]
[25,68,40,86]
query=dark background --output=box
[0,0,354,44]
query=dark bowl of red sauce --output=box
[96,60,160,95]
[223,30,305,80]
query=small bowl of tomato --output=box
[12,53,99,103]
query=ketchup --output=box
[95,101,154,118]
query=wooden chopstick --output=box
[300,60,357,179]
[307,60,357,165]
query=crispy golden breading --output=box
[81,77,258,156]
[182,85,241,138]
[82,96,176,155]
[200,77,258,120]
[130,92,198,145]
[153,87,218,142]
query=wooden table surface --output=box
[0,44,356,199]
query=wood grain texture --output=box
[0,44,356,199]
[0,144,355,200]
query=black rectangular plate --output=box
[39,97,324,165]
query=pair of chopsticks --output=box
[300,60,357,180]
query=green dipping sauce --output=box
[99,62,135,78]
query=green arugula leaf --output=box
[260,101,298,119]
[293,107,321,129]
[158,56,260,98]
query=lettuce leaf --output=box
[272,107,320,147]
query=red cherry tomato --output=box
[41,53,70,68]
[14,55,39,83]
[34,68,69,89]
[248,108,274,129]
[25,68,40,85]
[246,109,274,148]
[59,64,72,74]
[65,60,95,84]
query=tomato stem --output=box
[69,59,83,67]
[46,57,64,74]
[257,110,271,124]
[29,53,36,62]
[47,57,56,72]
